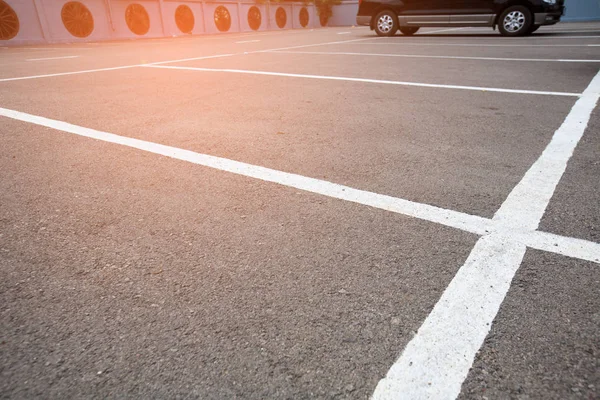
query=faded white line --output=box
[144,64,581,97]
[347,42,600,47]
[397,35,600,39]
[539,29,600,33]
[26,55,80,61]
[269,50,600,63]
[372,69,600,400]
[146,53,236,65]
[0,65,139,82]
[235,39,260,43]
[0,38,371,82]
[0,106,492,236]
[337,31,351,35]
[421,27,465,34]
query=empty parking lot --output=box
[1,23,599,399]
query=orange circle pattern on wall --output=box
[0,0,19,40]
[299,7,309,28]
[175,5,194,33]
[61,2,94,38]
[214,6,231,32]
[247,6,261,31]
[275,7,286,29]
[125,3,150,36]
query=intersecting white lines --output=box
[372,69,600,400]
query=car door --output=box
[398,0,450,25]
[447,0,495,24]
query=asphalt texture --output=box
[1,23,599,399]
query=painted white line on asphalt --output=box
[235,39,260,43]
[493,72,600,230]
[520,230,600,264]
[373,233,528,400]
[392,35,600,39]
[251,37,374,53]
[372,69,600,400]
[540,29,600,33]
[337,32,351,35]
[0,53,238,82]
[0,38,371,82]
[144,64,582,97]
[348,42,600,47]
[0,65,139,82]
[421,27,465,34]
[270,50,600,63]
[0,106,494,236]
[146,53,236,65]
[2,105,598,267]
[26,55,80,61]
[522,35,600,39]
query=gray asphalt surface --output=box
[460,250,599,400]
[539,107,600,243]
[1,23,599,399]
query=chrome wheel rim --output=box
[503,11,525,32]
[377,14,393,33]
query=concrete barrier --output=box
[0,0,326,45]
[2,0,597,45]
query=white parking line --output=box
[0,106,598,268]
[372,69,600,400]
[420,28,466,34]
[270,50,600,63]
[0,65,139,82]
[26,55,80,61]
[347,42,600,47]
[540,29,600,33]
[0,38,372,82]
[0,53,238,82]
[337,32,351,35]
[406,35,600,39]
[235,39,260,43]
[0,106,492,236]
[144,64,582,97]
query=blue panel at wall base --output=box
[563,0,600,21]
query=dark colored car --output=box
[356,0,565,36]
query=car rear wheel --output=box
[399,26,419,36]
[498,6,532,37]
[374,10,397,37]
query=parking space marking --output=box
[520,230,600,264]
[0,106,598,266]
[0,38,372,83]
[235,40,260,43]
[0,65,140,82]
[269,50,600,63]
[26,55,80,61]
[144,64,582,97]
[404,35,600,39]
[372,69,600,400]
[337,32,351,35]
[422,28,466,34]
[0,106,493,236]
[347,42,600,47]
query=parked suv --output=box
[356,0,565,37]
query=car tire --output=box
[399,26,419,36]
[373,10,398,37]
[498,6,532,37]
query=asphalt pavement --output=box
[1,23,599,399]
